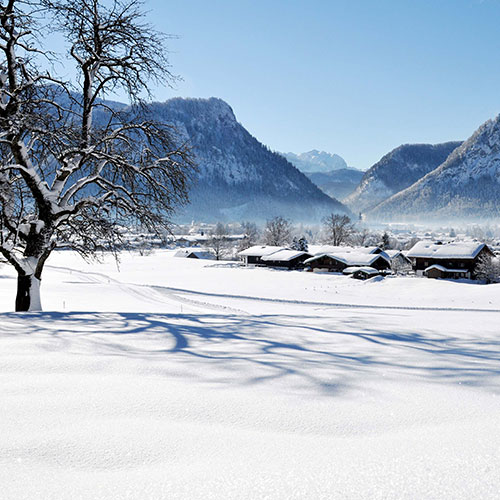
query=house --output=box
[174,248,213,259]
[304,251,391,273]
[406,241,494,279]
[348,267,380,280]
[260,249,312,269]
[237,246,285,265]
[423,265,469,280]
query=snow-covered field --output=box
[1,249,500,499]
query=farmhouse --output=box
[260,249,312,269]
[406,241,494,279]
[304,252,391,273]
[237,246,285,265]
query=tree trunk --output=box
[15,274,42,312]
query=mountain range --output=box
[368,116,500,221]
[283,150,363,200]
[302,169,365,200]
[91,93,500,223]
[282,150,348,173]
[145,98,351,222]
[344,141,462,213]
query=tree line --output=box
[204,214,399,260]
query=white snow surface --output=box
[1,249,500,499]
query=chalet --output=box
[237,246,285,265]
[260,249,313,269]
[406,241,494,279]
[304,252,391,273]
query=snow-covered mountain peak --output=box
[282,150,349,173]
[367,114,500,220]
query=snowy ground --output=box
[1,249,500,499]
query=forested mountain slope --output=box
[345,141,462,213]
[368,116,500,220]
[146,98,350,222]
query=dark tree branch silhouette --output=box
[0,0,195,310]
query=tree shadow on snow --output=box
[1,310,500,394]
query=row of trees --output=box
[250,214,394,250]
[204,214,398,260]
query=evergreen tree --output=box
[291,236,308,252]
[381,232,391,250]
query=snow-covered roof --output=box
[174,248,213,259]
[237,245,285,257]
[384,249,402,258]
[424,264,468,274]
[261,250,310,262]
[407,241,487,259]
[358,246,383,254]
[309,245,381,256]
[304,252,390,267]
[343,266,379,275]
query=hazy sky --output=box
[144,0,500,169]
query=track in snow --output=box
[47,264,500,315]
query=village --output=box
[166,221,499,283]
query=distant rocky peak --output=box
[283,150,348,173]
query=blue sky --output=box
[144,0,500,169]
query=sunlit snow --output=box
[1,250,499,499]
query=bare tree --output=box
[390,254,412,275]
[263,216,292,246]
[207,222,229,261]
[0,0,195,310]
[322,214,355,246]
[351,227,381,247]
[476,255,500,283]
[405,237,420,251]
[238,221,259,251]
